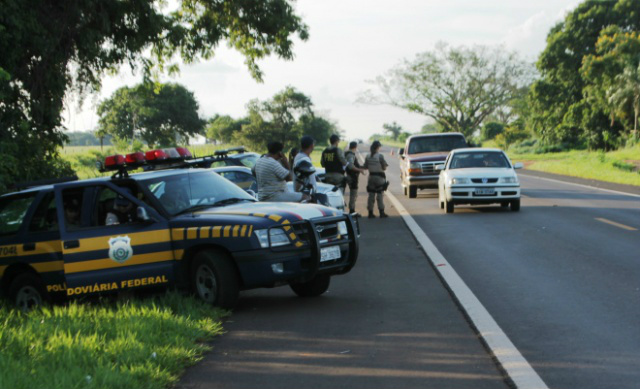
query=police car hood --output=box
[193,202,341,223]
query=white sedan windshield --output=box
[450,152,511,169]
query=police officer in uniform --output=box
[363,140,389,218]
[344,141,366,214]
[321,134,348,191]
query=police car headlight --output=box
[337,221,348,236]
[255,228,290,248]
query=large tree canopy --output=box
[360,43,534,138]
[529,0,640,148]
[0,0,308,192]
[236,86,337,151]
[97,83,205,147]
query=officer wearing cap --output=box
[363,140,389,218]
[106,188,136,225]
[344,141,366,214]
[321,134,348,191]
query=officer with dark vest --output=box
[344,141,366,214]
[321,134,348,191]
[363,140,389,218]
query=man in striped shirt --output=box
[255,141,307,202]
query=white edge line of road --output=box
[365,149,548,389]
[517,171,640,199]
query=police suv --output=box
[0,148,359,310]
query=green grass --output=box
[0,292,226,389]
[482,141,640,187]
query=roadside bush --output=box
[481,122,505,141]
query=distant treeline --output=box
[65,132,113,146]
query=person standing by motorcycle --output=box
[344,141,366,214]
[321,134,348,192]
[363,140,389,218]
[293,135,318,193]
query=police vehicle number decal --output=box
[0,246,18,257]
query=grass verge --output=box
[0,292,226,389]
[508,146,640,187]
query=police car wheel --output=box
[191,250,239,309]
[9,273,48,312]
[290,274,331,297]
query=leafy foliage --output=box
[0,0,308,192]
[481,122,505,141]
[361,43,534,138]
[529,0,640,149]
[382,122,403,140]
[235,86,337,150]
[205,115,249,143]
[97,83,205,148]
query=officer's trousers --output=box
[366,175,385,212]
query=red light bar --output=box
[104,155,125,170]
[162,148,181,159]
[125,152,145,166]
[175,147,193,159]
[145,149,168,163]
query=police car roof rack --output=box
[12,176,79,190]
[214,146,245,156]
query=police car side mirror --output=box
[136,206,156,223]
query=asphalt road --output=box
[178,167,508,389]
[384,147,640,389]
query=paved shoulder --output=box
[178,188,507,389]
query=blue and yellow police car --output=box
[0,148,359,310]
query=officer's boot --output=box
[368,210,376,218]
[379,209,389,218]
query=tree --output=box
[421,122,443,133]
[235,86,337,151]
[97,83,205,148]
[360,43,534,138]
[237,86,313,150]
[495,125,529,151]
[382,122,403,140]
[206,115,248,144]
[481,122,505,141]
[608,64,640,140]
[529,0,640,148]
[0,0,308,192]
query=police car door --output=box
[56,182,174,296]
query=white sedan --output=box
[437,148,523,213]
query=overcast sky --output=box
[62,0,580,140]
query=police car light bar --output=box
[175,147,193,159]
[104,155,126,170]
[125,152,146,167]
[145,149,169,163]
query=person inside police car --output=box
[363,140,389,218]
[255,141,309,202]
[63,197,81,229]
[344,141,366,214]
[293,135,317,193]
[321,134,348,191]
[106,188,136,225]
[159,181,191,215]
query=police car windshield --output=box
[142,171,255,216]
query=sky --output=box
[62,0,581,141]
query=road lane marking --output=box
[386,191,549,389]
[518,172,640,199]
[595,218,638,231]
